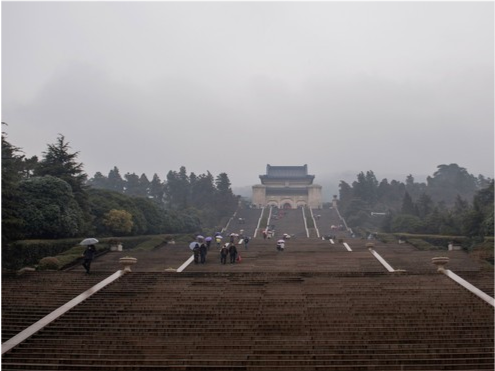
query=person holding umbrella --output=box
[205,236,213,250]
[80,238,98,274]
[80,241,97,274]
[199,241,208,264]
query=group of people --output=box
[220,243,239,264]
[193,233,250,265]
[192,241,209,264]
[80,229,280,274]
[276,240,285,251]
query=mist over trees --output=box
[338,168,493,239]
[2,127,492,246]
[2,129,238,245]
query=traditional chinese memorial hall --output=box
[252,164,322,209]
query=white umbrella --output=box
[277,239,285,244]
[216,235,223,239]
[79,238,99,246]
[189,242,199,250]
[196,235,205,240]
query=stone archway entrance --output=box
[252,165,323,209]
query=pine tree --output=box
[1,127,26,243]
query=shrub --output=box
[408,238,438,251]
[38,256,60,270]
[108,238,122,246]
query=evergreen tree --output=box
[165,167,190,209]
[352,171,378,204]
[426,164,477,206]
[401,192,416,215]
[138,173,151,197]
[464,180,494,237]
[35,134,88,208]
[191,171,216,209]
[1,128,26,243]
[416,193,434,218]
[124,172,141,196]
[149,174,165,203]
[405,174,426,200]
[377,178,390,203]
[215,172,237,215]
[87,172,109,189]
[107,166,125,193]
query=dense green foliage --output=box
[1,129,239,248]
[2,128,28,245]
[338,167,493,240]
[18,176,85,238]
[2,238,85,270]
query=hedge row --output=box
[2,235,172,271]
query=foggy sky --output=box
[2,1,494,197]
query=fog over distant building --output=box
[252,164,322,209]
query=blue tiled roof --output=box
[259,164,315,183]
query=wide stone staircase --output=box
[266,207,308,239]
[2,227,494,370]
[313,208,349,240]
[2,271,110,343]
[227,208,264,238]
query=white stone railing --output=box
[309,208,320,238]
[253,206,265,238]
[222,211,236,234]
[366,243,399,272]
[177,255,194,273]
[302,207,310,238]
[2,269,126,354]
[432,257,494,307]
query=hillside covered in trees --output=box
[2,127,493,248]
[2,130,239,246]
[338,167,493,239]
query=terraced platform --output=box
[2,208,493,370]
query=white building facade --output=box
[252,164,323,209]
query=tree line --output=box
[2,128,239,246]
[338,166,493,239]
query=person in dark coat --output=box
[193,243,200,264]
[220,244,229,264]
[199,243,207,264]
[243,236,250,250]
[82,245,96,274]
[228,243,237,264]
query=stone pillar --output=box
[252,185,266,207]
[120,257,137,272]
[432,257,450,272]
[110,243,123,252]
[307,184,322,209]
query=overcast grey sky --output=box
[2,1,494,195]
